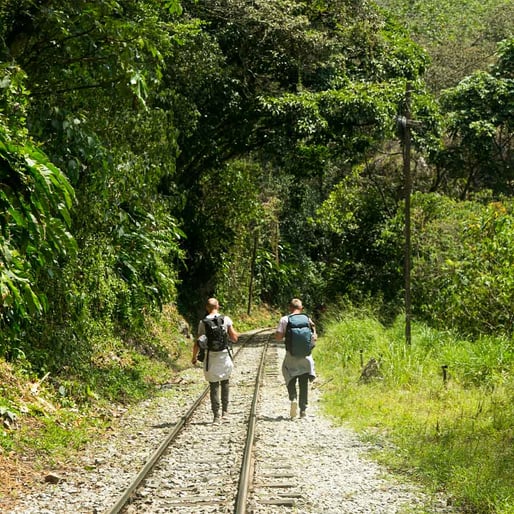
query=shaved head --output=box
[206,297,220,312]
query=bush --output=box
[411,193,514,337]
[315,310,514,513]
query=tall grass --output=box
[315,313,514,514]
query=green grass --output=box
[232,303,281,332]
[315,314,514,514]
[0,301,277,489]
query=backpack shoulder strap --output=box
[204,314,224,325]
[288,313,310,326]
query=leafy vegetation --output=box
[410,194,514,335]
[0,0,513,511]
[374,0,514,91]
[0,0,510,356]
[316,309,514,513]
[0,65,76,335]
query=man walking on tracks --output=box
[192,298,239,424]
[275,298,317,419]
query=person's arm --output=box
[192,340,199,364]
[310,319,317,344]
[228,325,239,342]
[192,319,206,365]
[275,316,286,340]
[309,318,318,347]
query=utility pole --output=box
[397,82,413,346]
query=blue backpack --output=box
[285,314,313,357]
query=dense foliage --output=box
[312,38,514,334]
[0,3,513,512]
[0,66,76,329]
[410,194,514,336]
[0,0,513,378]
[1,0,188,370]
[374,0,514,91]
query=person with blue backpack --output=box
[192,298,239,424]
[275,298,317,419]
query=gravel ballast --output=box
[6,336,454,513]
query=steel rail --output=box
[104,328,272,514]
[104,385,209,514]
[234,331,271,513]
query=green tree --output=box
[0,64,76,349]
[409,193,514,336]
[437,39,514,198]
[375,0,514,92]
[172,0,428,310]
[1,0,186,365]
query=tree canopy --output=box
[0,0,513,370]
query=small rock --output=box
[44,473,62,484]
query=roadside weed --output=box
[316,314,514,513]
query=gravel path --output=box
[250,343,453,514]
[6,337,454,514]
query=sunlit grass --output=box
[316,314,514,514]
[0,304,197,477]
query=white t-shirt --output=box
[197,313,233,337]
[276,313,316,340]
[198,314,234,382]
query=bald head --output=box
[206,298,220,313]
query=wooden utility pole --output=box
[399,82,413,346]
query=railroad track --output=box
[105,329,303,514]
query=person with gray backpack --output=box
[192,298,239,424]
[275,298,317,419]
